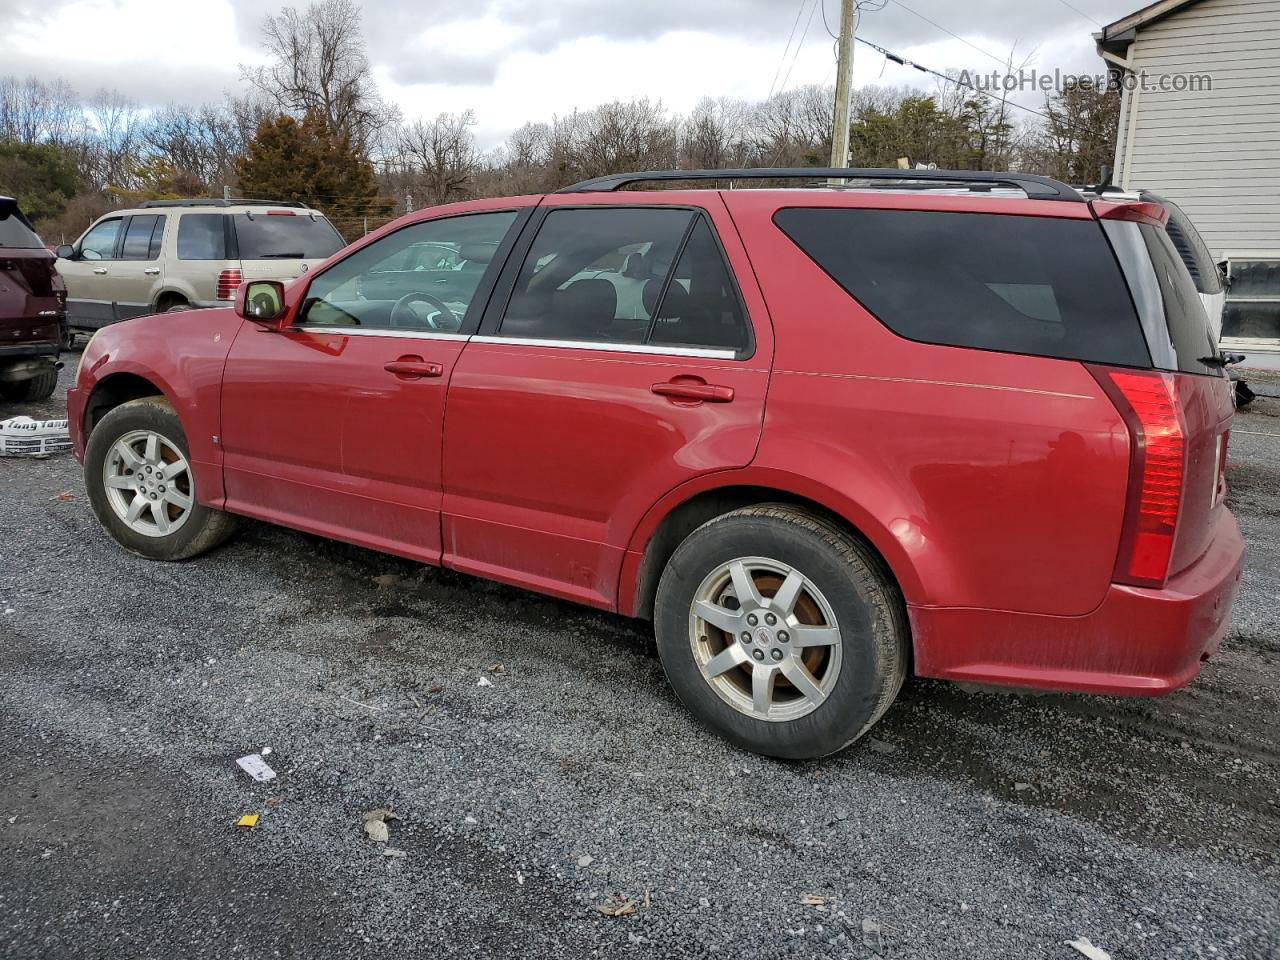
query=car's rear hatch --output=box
[1,199,63,346]
[1091,200,1234,585]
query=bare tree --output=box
[680,97,751,169]
[395,110,480,205]
[85,89,142,190]
[0,76,87,146]
[242,0,397,150]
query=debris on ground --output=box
[595,896,638,917]
[235,814,260,828]
[800,894,829,907]
[426,682,443,694]
[0,417,72,457]
[867,738,897,755]
[53,491,75,501]
[487,663,505,674]
[476,676,493,687]
[235,753,276,782]
[576,854,593,867]
[1014,782,1035,793]
[862,917,883,953]
[1066,937,1112,959]
[362,808,399,843]
[382,847,407,858]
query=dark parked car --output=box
[68,168,1244,759]
[0,197,64,402]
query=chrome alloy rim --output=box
[101,429,195,538]
[688,557,842,722]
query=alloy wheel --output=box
[687,556,842,722]
[101,429,195,538]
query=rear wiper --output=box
[1198,352,1246,368]
[258,252,306,259]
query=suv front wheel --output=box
[84,397,236,560]
[654,505,908,759]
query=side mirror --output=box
[55,244,75,260]
[236,279,287,326]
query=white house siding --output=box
[1116,0,1280,259]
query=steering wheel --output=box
[388,292,461,331]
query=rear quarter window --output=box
[177,214,227,260]
[773,207,1151,367]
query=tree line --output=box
[0,0,1119,244]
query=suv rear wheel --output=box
[654,505,908,759]
[0,367,58,402]
[84,397,236,560]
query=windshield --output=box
[0,203,43,249]
[233,213,344,260]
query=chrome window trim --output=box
[288,325,470,341]
[471,334,737,360]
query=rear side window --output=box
[498,207,751,353]
[648,218,751,351]
[233,213,344,260]
[121,215,163,261]
[177,214,226,260]
[774,208,1150,367]
[0,203,42,248]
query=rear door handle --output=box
[92,268,108,275]
[651,380,735,403]
[384,357,444,379]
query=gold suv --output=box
[56,199,344,334]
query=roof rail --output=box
[137,198,310,209]
[557,167,1083,203]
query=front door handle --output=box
[144,267,160,276]
[384,356,444,379]
[92,268,108,275]
[651,379,735,403]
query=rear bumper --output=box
[68,386,87,463]
[0,342,57,359]
[911,509,1246,695]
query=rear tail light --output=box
[1090,368,1186,588]
[1215,430,1230,506]
[216,268,242,301]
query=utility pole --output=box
[829,0,856,169]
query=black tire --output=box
[0,367,58,402]
[654,504,909,760]
[84,396,236,561]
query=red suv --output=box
[1,196,65,401]
[67,169,1244,759]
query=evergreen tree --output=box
[233,109,389,239]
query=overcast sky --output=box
[2,0,1141,148]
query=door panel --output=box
[219,327,467,562]
[59,215,124,330]
[442,343,769,607]
[112,214,165,318]
[440,196,772,609]
[217,203,529,563]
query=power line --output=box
[855,34,1102,140]
[888,0,1011,69]
[768,0,810,100]
[856,35,1052,122]
[777,0,824,97]
[1052,0,1103,28]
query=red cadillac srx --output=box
[67,168,1244,758]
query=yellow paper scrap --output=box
[236,814,260,828]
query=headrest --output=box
[460,242,496,264]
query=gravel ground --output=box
[2,356,1278,960]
